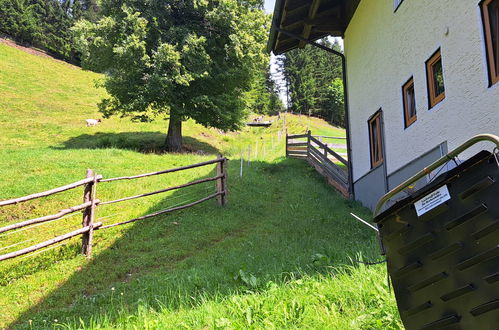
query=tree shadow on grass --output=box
[9,157,377,329]
[53,131,220,155]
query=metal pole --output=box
[240,154,243,177]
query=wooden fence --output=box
[286,131,350,197]
[0,156,228,262]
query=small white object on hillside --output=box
[85,119,102,127]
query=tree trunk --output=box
[166,115,183,152]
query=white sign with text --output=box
[414,185,451,217]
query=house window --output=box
[402,77,417,128]
[368,112,383,168]
[426,49,445,108]
[482,0,499,85]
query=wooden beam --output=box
[304,14,341,26]
[313,26,343,33]
[282,8,311,27]
[0,200,98,234]
[0,222,102,262]
[100,158,225,182]
[277,36,300,48]
[282,20,308,31]
[312,5,343,21]
[0,175,102,207]
[299,0,322,48]
[98,192,223,230]
[100,175,222,206]
[274,1,345,53]
[285,0,311,13]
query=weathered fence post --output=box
[81,169,97,258]
[216,155,227,206]
[285,129,289,157]
[306,130,311,160]
[323,142,329,172]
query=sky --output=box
[263,0,288,106]
[264,0,275,14]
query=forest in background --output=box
[0,0,98,61]
[276,38,346,128]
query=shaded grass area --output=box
[53,131,221,155]
[6,158,398,329]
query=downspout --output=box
[274,27,355,199]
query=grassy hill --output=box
[0,41,401,329]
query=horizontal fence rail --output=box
[99,158,223,182]
[98,191,224,230]
[0,176,103,207]
[99,176,223,206]
[0,156,228,262]
[312,135,347,140]
[0,223,103,262]
[286,131,350,197]
[0,200,100,234]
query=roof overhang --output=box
[268,0,361,54]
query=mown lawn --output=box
[0,41,401,329]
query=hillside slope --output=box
[0,42,401,329]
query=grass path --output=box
[0,42,401,329]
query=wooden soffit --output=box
[267,0,361,54]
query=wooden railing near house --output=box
[286,131,350,197]
[0,156,228,262]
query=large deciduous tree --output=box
[73,0,268,151]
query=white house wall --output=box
[344,0,499,183]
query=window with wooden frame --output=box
[368,112,383,168]
[482,0,499,86]
[426,49,445,108]
[402,77,417,128]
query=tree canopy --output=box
[74,0,269,151]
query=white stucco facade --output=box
[345,0,499,183]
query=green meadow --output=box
[0,42,401,329]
